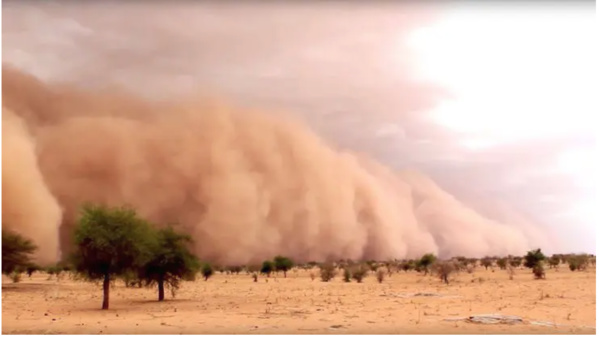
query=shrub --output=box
[260,260,275,277]
[496,258,508,270]
[533,264,545,279]
[25,264,41,278]
[509,256,522,268]
[343,267,351,283]
[2,228,37,276]
[434,261,455,284]
[252,273,258,282]
[319,263,337,282]
[480,257,493,270]
[376,269,385,283]
[9,270,22,283]
[273,256,294,278]
[201,263,214,281]
[351,265,369,283]
[417,254,437,275]
[548,255,561,269]
[401,260,414,272]
[567,254,590,271]
[524,249,546,269]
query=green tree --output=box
[548,255,561,269]
[201,263,214,281]
[524,248,546,269]
[417,253,437,275]
[509,256,522,268]
[260,260,275,277]
[480,257,493,270]
[496,258,508,270]
[273,256,294,278]
[139,227,200,301]
[2,228,37,275]
[70,204,156,310]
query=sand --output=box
[2,264,595,334]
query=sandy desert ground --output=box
[2,264,596,334]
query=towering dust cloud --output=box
[2,66,549,265]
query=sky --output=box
[2,1,596,253]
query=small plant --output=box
[201,263,214,281]
[401,260,414,272]
[533,264,545,279]
[507,265,515,280]
[376,269,385,283]
[351,265,369,283]
[434,261,455,284]
[319,263,337,282]
[9,270,22,283]
[343,267,351,283]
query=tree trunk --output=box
[102,273,110,310]
[158,278,165,301]
[283,270,287,278]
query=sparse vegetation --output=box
[434,261,455,284]
[480,257,493,270]
[548,255,561,269]
[509,256,522,268]
[351,264,369,283]
[524,249,546,269]
[524,249,546,279]
[567,254,590,271]
[376,269,385,283]
[417,253,437,275]
[201,263,214,281]
[533,264,546,279]
[319,262,337,282]
[273,256,294,278]
[496,257,508,270]
[2,228,37,276]
[260,260,275,277]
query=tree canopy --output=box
[139,226,200,301]
[2,228,37,275]
[273,255,294,277]
[70,204,156,309]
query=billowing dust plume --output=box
[2,66,550,265]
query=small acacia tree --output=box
[201,263,214,281]
[139,227,200,301]
[261,260,275,277]
[434,261,456,284]
[548,255,561,269]
[70,204,156,310]
[480,257,493,270]
[417,253,437,275]
[273,256,294,278]
[524,249,546,280]
[496,258,508,270]
[2,228,37,276]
